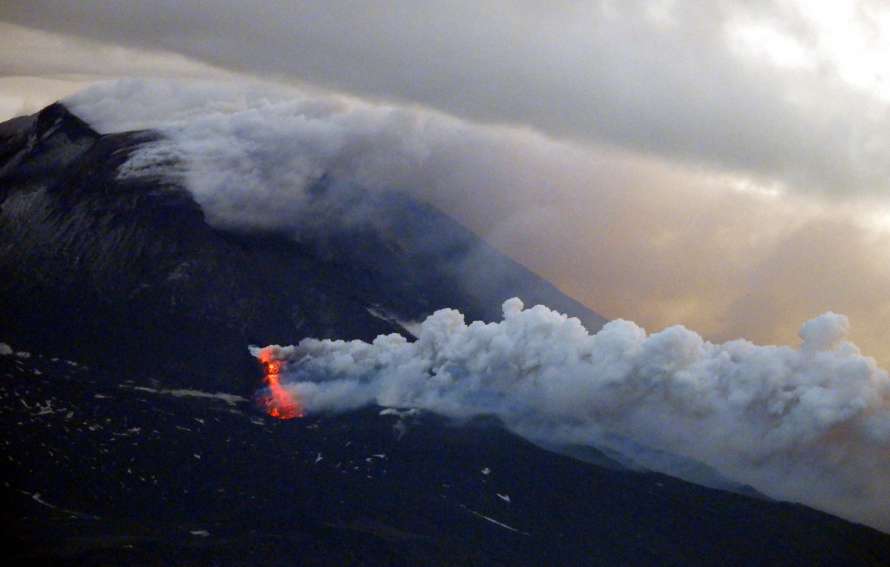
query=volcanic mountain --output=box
[1,104,889,565]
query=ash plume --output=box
[63,79,890,367]
[59,79,890,530]
[261,299,890,532]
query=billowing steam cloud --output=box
[67,79,468,233]
[262,299,890,532]
[64,79,890,369]
[61,79,890,531]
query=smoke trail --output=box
[260,299,890,532]
[63,79,890,368]
[63,80,890,528]
[65,79,448,234]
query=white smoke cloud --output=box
[259,299,890,532]
[63,79,890,370]
[58,77,890,531]
[66,79,443,232]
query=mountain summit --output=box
[1,105,888,565]
[0,103,604,393]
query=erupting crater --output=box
[257,351,303,419]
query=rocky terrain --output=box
[1,105,889,565]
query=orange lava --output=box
[258,354,303,420]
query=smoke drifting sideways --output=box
[260,299,890,532]
[65,79,451,234]
[63,79,890,368]
[63,79,890,530]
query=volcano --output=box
[1,104,889,565]
[258,353,303,420]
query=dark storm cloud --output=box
[4,0,890,196]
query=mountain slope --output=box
[0,104,604,394]
[3,351,890,566]
[1,105,889,565]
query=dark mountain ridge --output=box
[1,104,889,565]
[3,352,890,566]
[0,104,604,394]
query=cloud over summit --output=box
[64,79,890,369]
[7,1,890,197]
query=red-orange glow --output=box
[258,354,303,420]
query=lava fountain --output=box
[257,350,303,419]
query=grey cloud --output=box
[65,79,890,369]
[55,77,890,534]
[0,22,228,81]
[0,22,230,121]
[4,1,890,195]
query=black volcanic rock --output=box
[2,353,890,566]
[2,105,889,565]
[0,105,604,394]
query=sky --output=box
[1,1,889,366]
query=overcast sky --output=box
[2,1,890,364]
